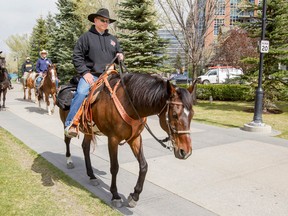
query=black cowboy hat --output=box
[88,8,116,23]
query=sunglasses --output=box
[98,18,110,24]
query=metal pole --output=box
[252,0,267,125]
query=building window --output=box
[214,19,224,35]
[215,0,225,15]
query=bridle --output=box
[157,99,191,150]
[115,59,191,151]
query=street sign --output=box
[260,40,269,53]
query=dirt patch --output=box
[243,108,283,114]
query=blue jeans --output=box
[36,73,59,88]
[65,75,98,127]
[35,76,43,88]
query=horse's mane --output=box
[109,73,192,111]
[120,73,169,110]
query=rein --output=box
[118,61,180,151]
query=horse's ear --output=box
[167,80,176,96]
[187,79,198,95]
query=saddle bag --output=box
[56,84,77,111]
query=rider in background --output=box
[35,50,52,89]
[0,52,13,90]
[64,8,124,138]
[21,56,34,88]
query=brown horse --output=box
[0,69,10,110]
[37,64,57,115]
[59,73,196,208]
[22,71,38,102]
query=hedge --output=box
[195,84,255,101]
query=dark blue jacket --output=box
[36,58,52,73]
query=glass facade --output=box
[158,29,185,63]
[213,0,257,32]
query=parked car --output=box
[197,66,243,84]
[170,73,192,84]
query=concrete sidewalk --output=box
[1,83,288,216]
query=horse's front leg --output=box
[127,135,147,208]
[23,87,26,100]
[28,88,32,100]
[108,137,122,208]
[64,135,74,169]
[45,93,52,115]
[82,134,98,185]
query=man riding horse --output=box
[64,8,124,138]
[35,50,58,89]
[21,56,34,88]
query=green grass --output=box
[0,128,121,216]
[193,100,288,140]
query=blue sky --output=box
[0,0,58,54]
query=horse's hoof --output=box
[66,162,74,169]
[112,199,123,208]
[90,179,99,186]
[127,194,137,208]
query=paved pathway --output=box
[1,83,288,216]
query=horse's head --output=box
[47,64,57,83]
[158,80,197,160]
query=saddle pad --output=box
[56,84,77,110]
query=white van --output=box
[197,67,243,84]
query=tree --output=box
[117,0,169,73]
[244,0,288,110]
[50,0,85,82]
[5,34,31,73]
[45,12,58,64]
[173,51,182,73]
[156,0,217,80]
[210,28,258,72]
[30,16,49,63]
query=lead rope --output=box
[118,60,173,150]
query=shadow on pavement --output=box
[25,106,47,115]
[31,151,134,215]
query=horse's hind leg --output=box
[65,136,74,169]
[127,136,148,208]
[28,88,32,100]
[51,94,56,114]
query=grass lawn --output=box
[0,128,121,216]
[193,100,288,140]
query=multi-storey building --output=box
[205,0,260,48]
[157,29,185,66]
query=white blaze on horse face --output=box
[51,69,56,82]
[184,108,190,117]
